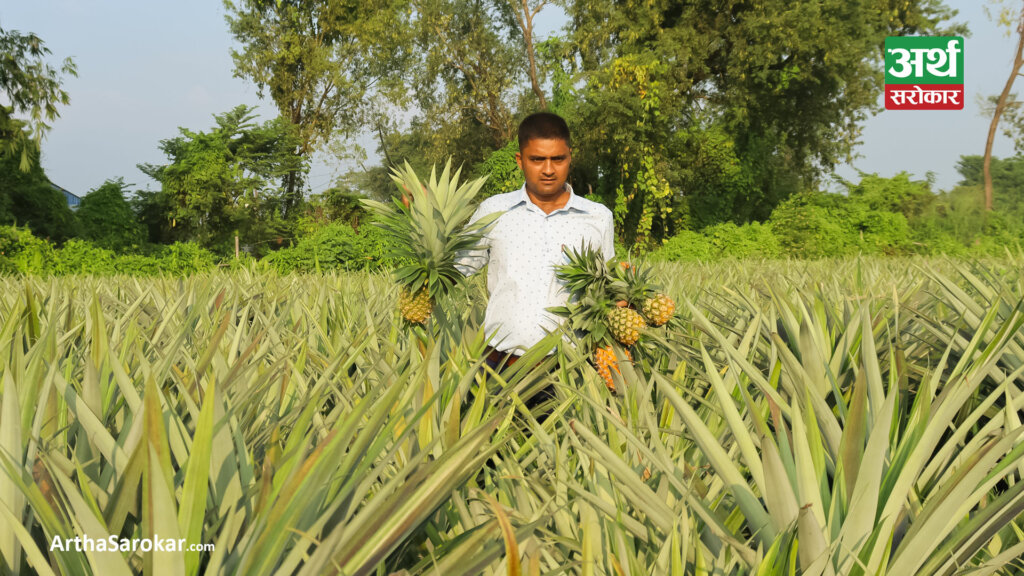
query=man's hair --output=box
[517,112,571,150]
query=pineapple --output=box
[362,160,497,325]
[642,293,675,326]
[594,345,632,392]
[607,306,645,345]
[399,287,432,324]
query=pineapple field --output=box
[1,254,1024,575]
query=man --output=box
[457,112,615,379]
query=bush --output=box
[767,191,856,258]
[652,222,782,262]
[112,254,166,275]
[845,172,933,218]
[0,226,221,276]
[157,242,219,275]
[262,221,395,273]
[651,230,717,262]
[846,203,912,255]
[0,225,58,274]
[54,239,118,274]
[703,222,782,259]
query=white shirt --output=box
[456,184,615,354]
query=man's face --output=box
[516,137,572,198]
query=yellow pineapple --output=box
[607,307,645,346]
[399,287,432,324]
[594,345,631,392]
[641,293,675,326]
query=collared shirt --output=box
[456,184,615,354]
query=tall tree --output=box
[983,1,1024,212]
[138,105,304,253]
[0,147,78,242]
[408,0,522,153]
[75,178,146,252]
[507,0,551,109]
[0,24,77,170]
[224,0,411,214]
[560,0,962,247]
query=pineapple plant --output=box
[362,160,498,325]
[551,244,642,389]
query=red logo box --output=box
[885,84,963,110]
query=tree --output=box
[507,0,552,109]
[138,105,304,253]
[560,0,962,245]
[957,154,1024,218]
[0,25,77,170]
[224,0,411,214]
[75,178,146,251]
[0,147,78,242]
[984,2,1024,211]
[406,0,522,153]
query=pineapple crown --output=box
[362,159,499,300]
[608,257,659,306]
[554,243,612,300]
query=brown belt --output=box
[485,346,522,366]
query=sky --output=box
[0,1,1018,197]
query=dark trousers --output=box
[482,354,556,418]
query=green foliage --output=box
[300,186,368,229]
[0,225,57,274]
[225,0,410,212]
[129,187,175,245]
[653,222,781,262]
[650,229,716,262]
[558,0,962,242]
[0,25,77,170]
[653,170,1024,262]
[53,239,119,274]
[767,190,857,258]
[845,171,934,217]
[405,0,521,153]
[0,225,220,275]
[704,222,783,259]
[75,178,146,251]
[677,126,757,229]
[0,150,78,242]
[138,105,304,253]
[956,155,1024,226]
[262,221,397,273]
[474,140,523,200]
[158,242,219,275]
[572,52,678,249]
